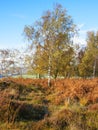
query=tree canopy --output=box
[24,4,76,82]
[79,31,98,77]
[23,4,98,80]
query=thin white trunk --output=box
[48,55,51,87]
[93,59,96,78]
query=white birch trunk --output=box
[48,55,51,87]
[93,58,96,78]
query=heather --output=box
[0,78,98,130]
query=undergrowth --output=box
[0,78,98,130]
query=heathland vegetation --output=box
[0,4,98,130]
[0,78,98,130]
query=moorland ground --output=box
[0,78,98,130]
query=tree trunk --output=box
[48,56,51,87]
[93,59,96,78]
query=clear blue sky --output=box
[0,0,98,49]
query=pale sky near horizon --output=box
[0,0,98,49]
